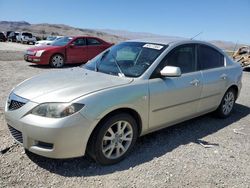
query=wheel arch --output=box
[50,52,65,61]
[226,84,239,99]
[86,107,142,153]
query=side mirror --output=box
[160,66,181,77]
[69,43,75,48]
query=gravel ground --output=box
[0,42,31,51]
[0,44,250,187]
[0,42,32,61]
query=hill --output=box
[0,21,245,50]
[0,21,126,43]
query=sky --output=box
[0,0,249,44]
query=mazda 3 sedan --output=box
[5,39,242,165]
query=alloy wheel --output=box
[101,120,133,159]
[222,91,235,115]
[51,55,64,68]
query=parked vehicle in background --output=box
[17,32,36,44]
[7,31,20,42]
[24,36,113,67]
[35,36,63,46]
[0,32,7,42]
[6,39,242,165]
[6,31,14,38]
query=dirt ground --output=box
[0,42,249,188]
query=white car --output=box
[35,36,63,46]
[16,32,37,44]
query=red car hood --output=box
[27,45,63,52]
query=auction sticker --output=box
[143,44,163,50]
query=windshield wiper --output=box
[95,50,125,77]
[110,54,125,77]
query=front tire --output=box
[216,88,236,118]
[88,113,138,165]
[50,54,64,68]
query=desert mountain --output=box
[0,21,126,43]
[0,21,242,50]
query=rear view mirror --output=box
[160,66,181,77]
[69,43,75,47]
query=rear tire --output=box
[88,113,138,165]
[49,54,65,68]
[216,88,236,118]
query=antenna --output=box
[190,31,203,40]
[233,40,238,53]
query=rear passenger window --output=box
[198,45,224,70]
[87,38,101,45]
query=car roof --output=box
[129,37,214,46]
[129,37,184,45]
[72,36,100,38]
[128,37,223,52]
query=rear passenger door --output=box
[197,44,227,113]
[86,38,106,60]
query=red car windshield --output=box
[51,37,73,46]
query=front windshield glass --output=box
[46,36,56,41]
[22,33,32,37]
[84,42,166,77]
[51,36,72,46]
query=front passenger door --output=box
[67,38,88,63]
[149,44,203,129]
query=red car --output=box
[24,36,113,68]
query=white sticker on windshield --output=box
[143,44,163,50]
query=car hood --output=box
[27,45,62,52]
[36,40,51,44]
[13,68,133,103]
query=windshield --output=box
[51,36,73,46]
[46,36,56,41]
[84,42,166,77]
[22,33,32,37]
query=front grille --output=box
[8,125,23,144]
[36,141,53,149]
[8,100,25,111]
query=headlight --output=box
[35,50,45,57]
[30,103,85,118]
[26,50,36,55]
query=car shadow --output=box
[26,103,250,177]
[243,67,250,72]
[28,63,83,69]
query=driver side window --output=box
[152,44,196,78]
[73,38,86,46]
[166,45,196,73]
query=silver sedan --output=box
[5,39,242,165]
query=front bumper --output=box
[24,54,48,64]
[22,39,36,43]
[5,100,94,159]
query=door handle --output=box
[220,74,227,80]
[190,79,200,86]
